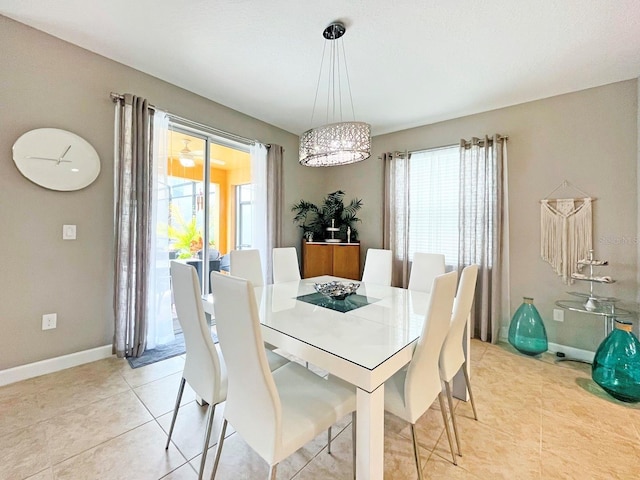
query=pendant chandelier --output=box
[299,21,371,167]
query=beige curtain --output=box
[266,144,284,256]
[459,135,509,343]
[113,94,155,358]
[383,151,411,287]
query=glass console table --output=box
[555,298,633,338]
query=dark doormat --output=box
[127,331,218,369]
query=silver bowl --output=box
[314,281,360,300]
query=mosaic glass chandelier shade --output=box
[299,121,371,167]
[299,22,371,167]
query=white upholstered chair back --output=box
[404,270,458,422]
[408,252,445,293]
[210,272,280,462]
[170,261,224,405]
[230,249,264,287]
[361,248,393,286]
[272,247,301,283]
[440,264,479,382]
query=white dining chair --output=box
[230,249,264,286]
[361,248,392,286]
[408,252,445,293]
[272,247,301,283]
[384,271,459,479]
[210,272,357,480]
[167,262,289,480]
[440,264,479,456]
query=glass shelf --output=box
[566,291,619,303]
[555,300,632,317]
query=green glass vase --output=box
[592,319,640,403]
[508,297,548,356]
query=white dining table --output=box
[202,275,469,480]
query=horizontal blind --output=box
[408,146,460,267]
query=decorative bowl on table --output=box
[314,281,360,300]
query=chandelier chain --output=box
[309,41,328,129]
[299,21,371,167]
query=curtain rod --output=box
[110,92,267,147]
[377,135,508,159]
[377,143,458,160]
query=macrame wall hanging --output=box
[540,180,594,285]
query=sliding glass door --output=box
[153,122,253,337]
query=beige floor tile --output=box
[0,423,50,480]
[24,467,55,480]
[118,355,185,389]
[33,361,131,420]
[383,427,430,480]
[393,406,449,453]
[469,339,488,363]
[156,399,233,461]
[134,372,196,418]
[541,410,640,477]
[0,390,47,438]
[160,463,198,479]
[44,389,153,464]
[291,427,355,480]
[423,453,483,479]
[197,417,353,480]
[194,433,284,479]
[540,448,639,480]
[4,339,639,480]
[432,415,540,480]
[52,421,187,480]
[456,388,542,441]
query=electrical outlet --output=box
[63,225,76,240]
[42,313,57,330]
[553,309,564,322]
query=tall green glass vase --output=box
[508,297,548,356]
[592,319,640,403]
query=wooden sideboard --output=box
[302,240,360,280]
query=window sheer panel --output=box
[459,144,495,268]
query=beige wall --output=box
[326,80,638,352]
[0,16,325,370]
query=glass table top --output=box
[253,276,431,370]
[296,292,380,313]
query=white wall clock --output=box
[12,128,101,191]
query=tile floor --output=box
[2,340,640,479]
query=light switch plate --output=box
[63,224,76,240]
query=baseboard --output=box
[499,326,595,363]
[0,345,113,387]
[547,342,595,364]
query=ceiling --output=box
[2,1,640,136]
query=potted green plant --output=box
[291,190,363,241]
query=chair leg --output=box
[462,361,478,420]
[327,426,332,454]
[410,424,424,480]
[437,392,457,466]
[210,419,228,480]
[197,404,216,480]
[351,412,357,480]
[165,377,186,449]
[444,381,462,457]
[268,464,278,480]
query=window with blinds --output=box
[408,146,460,267]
